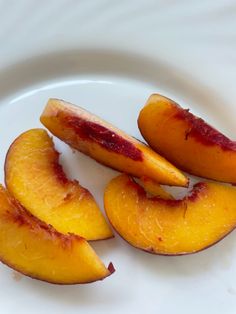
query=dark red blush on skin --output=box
[63,115,143,161]
[187,182,207,202]
[108,262,115,274]
[174,107,236,151]
[131,177,207,206]
[52,162,69,185]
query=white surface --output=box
[0,1,236,314]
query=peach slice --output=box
[138,176,173,199]
[104,174,236,255]
[40,98,188,187]
[0,185,114,284]
[138,94,236,183]
[5,129,112,241]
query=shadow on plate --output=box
[122,228,236,279]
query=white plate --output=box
[0,1,236,314]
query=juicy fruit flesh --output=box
[104,175,236,255]
[138,94,236,183]
[5,129,112,240]
[0,185,112,284]
[40,98,188,187]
